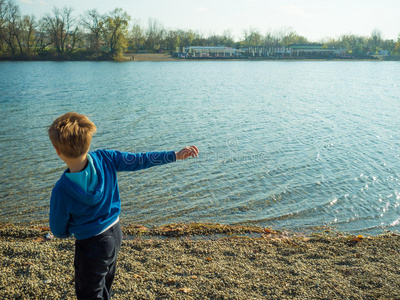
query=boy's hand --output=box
[176,146,199,160]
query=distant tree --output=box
[370,28,383,54]
[274,27,307,47]
[295,35,308,44]
[164,29,180,51]
[104,8,130,57]
[6,11,40,56]
[0,0,5,26]
[129,20,145,50]
[145,18,165,51]
[243,27,262,47]
[174,29,186,48]
[18,15,37,54]
[392,33,400,55]
[338,34,351,52]
[42,7,78,53]
[207,33,223,46]
[221,29,235,47]
[192,31,207,46]
[263,31,280,48]
[0,0,8,51]
[336,34,367,55]
[183,30,195,47]
[33,19,52,52]
[81,9,106,52]
[0,0,21,55]
[318,36,337,50]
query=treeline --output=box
[1,0,399,60]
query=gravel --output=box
[1,224,399,299]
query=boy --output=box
[48,112,198,300]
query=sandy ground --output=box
[1,223,400,299]
[124,53,179,61]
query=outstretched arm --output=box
[175,145,199,160]
[105,146,199,172]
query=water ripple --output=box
[1,61,400,235]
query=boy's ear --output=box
[54,146,62,156]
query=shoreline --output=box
[125,53,398,62]
[2,53,399,62]
[1,223,399,299]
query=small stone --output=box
[45,233,54,240]
[166,278,176,286]
[178,287,192,293]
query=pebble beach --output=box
[1,223,400,299]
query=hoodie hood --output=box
[61,154,104,206]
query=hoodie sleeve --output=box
[49,185,72,238]
[108,150,176,172]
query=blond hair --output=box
[48,112,97,158]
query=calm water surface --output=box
[1,61,400,235]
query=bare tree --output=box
[129,20,145,50]
[263,30,280,47]
[0,0,6,37]
[32,18,52,52]
[21,15,36,54]
[81,9,105,52]
[163,29,180,51]
[43,7,77,53]
[221,29,235,47]
[145,18,165,51]
[0,0,8,50]
[243,27,262,47]
[10,14,37,55]
[0,0,20,55]
[275,27,307,47]
[370,28,383,53]
[183,30,195,47]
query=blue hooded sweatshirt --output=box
[50,149,176,240]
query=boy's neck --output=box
[64,154,88,173]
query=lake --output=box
[0,61,399,235]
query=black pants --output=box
[74,221,122,300]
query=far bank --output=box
[1,52,399,62]
[124,53,400,62]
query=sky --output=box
[18,0,400,42]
